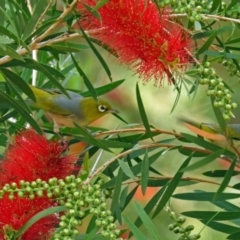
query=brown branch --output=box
[122,176,234,189]
[0,0,79,65]
[83,142,237,184]
[94,127,240,161]
[170,13,240,24]
[93,127,182,138]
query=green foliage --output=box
[0,0,239,239]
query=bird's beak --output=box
[110,109,119,114]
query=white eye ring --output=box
[98,105,107,112]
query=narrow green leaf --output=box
[182,211,240,221]
[0,68,35,101]
[181,149,225,172]
[208,197,240,226]
[211,96,226,133]
[118,160,135,179]
[1,58,65,77]
[0,6,19,38]
[209,194,240,211]
[0,90,42,134]
[201,220,239,235]
[226,37,240,45]
[71,53,98,101]
[110,132,160,144]
[26,18,58,41]
[210,0,221,12]
[214,158,237,200]
[178,148,208,157]
[49,42,89,52]
[104,150,163,189]
[92,0,108,11]
[81,3,101,20]
[198,31,217,54]
[136,84,152,138]
[134,202,159,240]
[203,170,240,177]
[74,124,110,152]
[122,185,138,211]
[14,206,67,238]
[173,192,240,201]
[233,182,240,190]
[111,169,123,212]
[111,168,123,223]
[79,26,112,81]
[133,185,167,236]
[227,230,240,239]
[97,139,131,148]
[0,25,18,43]
[226,0,239,10]
[113,113,128,124]
[153,155,192,218]
[123,215,147,240]
[81,79,125,97]
[0,0,5,25]
[86,215,98,233]
[181,133,235,158]
[119,185,129,209]
[1,58,68,96]
[0,110,18,122]
[4,45,25,61]
[141,150,149,195]
[22,0,49,40]
[4,78,29,109]
[194,26,234,39]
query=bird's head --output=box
[80,97,118,125]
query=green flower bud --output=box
[186,225,194,231]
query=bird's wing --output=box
[26,85,83,116]
[226,124,240,140]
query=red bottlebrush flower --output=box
[0,194,58,240]
[0,129,77,185]
[77,0,193,86]
[0,129,77,239]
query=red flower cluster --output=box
[0,130,77,239]
[77,0,193,86]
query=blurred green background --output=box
[62,36,240,239]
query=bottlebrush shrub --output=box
[77,0,193,86]
[0,129,77,239]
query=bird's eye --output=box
[98,105,107,112]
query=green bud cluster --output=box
[159,0,209,22]
[103,188,113,198]
[223,3,240,18]
[198,62,237,120]
[158,1,240,21]
[0,176,120,240]
[166,207,200,240]
[53,181,121,240]
[0,176,83,200]
[219,58,240,79]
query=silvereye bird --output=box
[179,117,240,153]
[26,85,118,132]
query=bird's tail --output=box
[178,116,225,141]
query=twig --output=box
[122,176,234,189]
[94,127,240,160]
[83,143,237,184]
[30,0,78,46]
[90,149,104,175]
[93,127,182,138]
[0,33,81,65]
[170,13,240,24]
[0,0,79,65]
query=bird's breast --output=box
[45,112,87,128]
